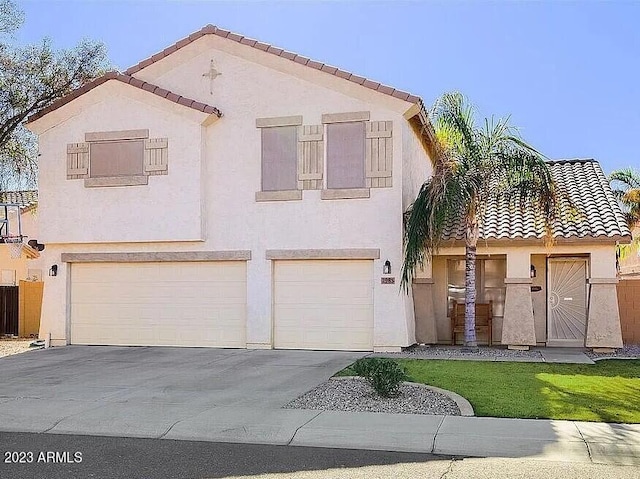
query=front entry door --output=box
[547,258,588,347]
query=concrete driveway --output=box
[0,346,364,441]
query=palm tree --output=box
[609,168,640,227]
[401,92,564,347]
[609,168,640,262]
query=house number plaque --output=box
[381,277,395,285]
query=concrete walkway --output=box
[0,346,638,466]
[372,346,596,364]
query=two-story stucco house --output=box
[26,25,434,351]
[26,25,629,351]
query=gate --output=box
[547,258,588,347]
[0,286,19,336]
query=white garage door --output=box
[274,260,374,351]
[70,261,246,347]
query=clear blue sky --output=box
[15,0,640,174]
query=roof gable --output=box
[125,24,421,104]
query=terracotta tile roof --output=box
[27,72,222,124]
[0,190,37,210]
[124,24,422,104]
[441,159,631,242]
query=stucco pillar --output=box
[37,248,69,346]
[501,251,536,348]
[586,278,623,349]
[245,255,273,349]
[585,248,623,350]
[412,278,437,344]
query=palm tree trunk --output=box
[464,244,478,347]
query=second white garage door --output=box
[273,260,374,351]
[70,261,246,347]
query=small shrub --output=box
[352,357,378,378]
[352,358,407,397]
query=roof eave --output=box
[440,234,630,247]
[26,72,222,128]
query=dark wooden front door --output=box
[0,286,19,336]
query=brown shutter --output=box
[297,125,324,190]
[365,121,393,188]
[144,138,168,175]
[66,143,89,179]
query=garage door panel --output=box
[71,262,247,347]
[275,283,372,305]
[274,260,374,351]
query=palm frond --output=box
[610,168,640,190]
[609,168,640,229]
[401,160,468,290]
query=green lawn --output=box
[338,359,640,423]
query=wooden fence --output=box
[618,279,640,345]
[19,281,43,338]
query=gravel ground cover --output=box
[284,377,461,416]
[587,345,640,360]
[0,339,35,358]
[376,345,543,360]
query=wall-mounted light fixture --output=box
[383,260,391,275]
[49,264,58,277]
[530,264,537,278]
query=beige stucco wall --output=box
[428,242,618,345]
[33,82,207,244]
[28,35,425,350]
[0,208,41,284]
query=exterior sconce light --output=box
[383,260,391,275]
[530,264,536,278]
[49,264,58,277]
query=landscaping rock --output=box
[0,339,34,358]
[587,345,640,360]
[283,377,461,416]
[375,345,543,360]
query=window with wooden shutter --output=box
[67,130,169,187]
[365,121,393,188]
[297,125,323,190]
[66,143,89,179]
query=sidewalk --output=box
[372,346,597,364]
[4,404,638,466]
[162,409,640,466]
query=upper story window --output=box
[326,121,366,189]
[255,116,305,201]
[322,112,393,198]
[89,140,144,178]
[66,129,168,187]
[261,125,298,192]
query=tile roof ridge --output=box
[546,158,596,164]
[27,72,222,124]
[0,189,38,195]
